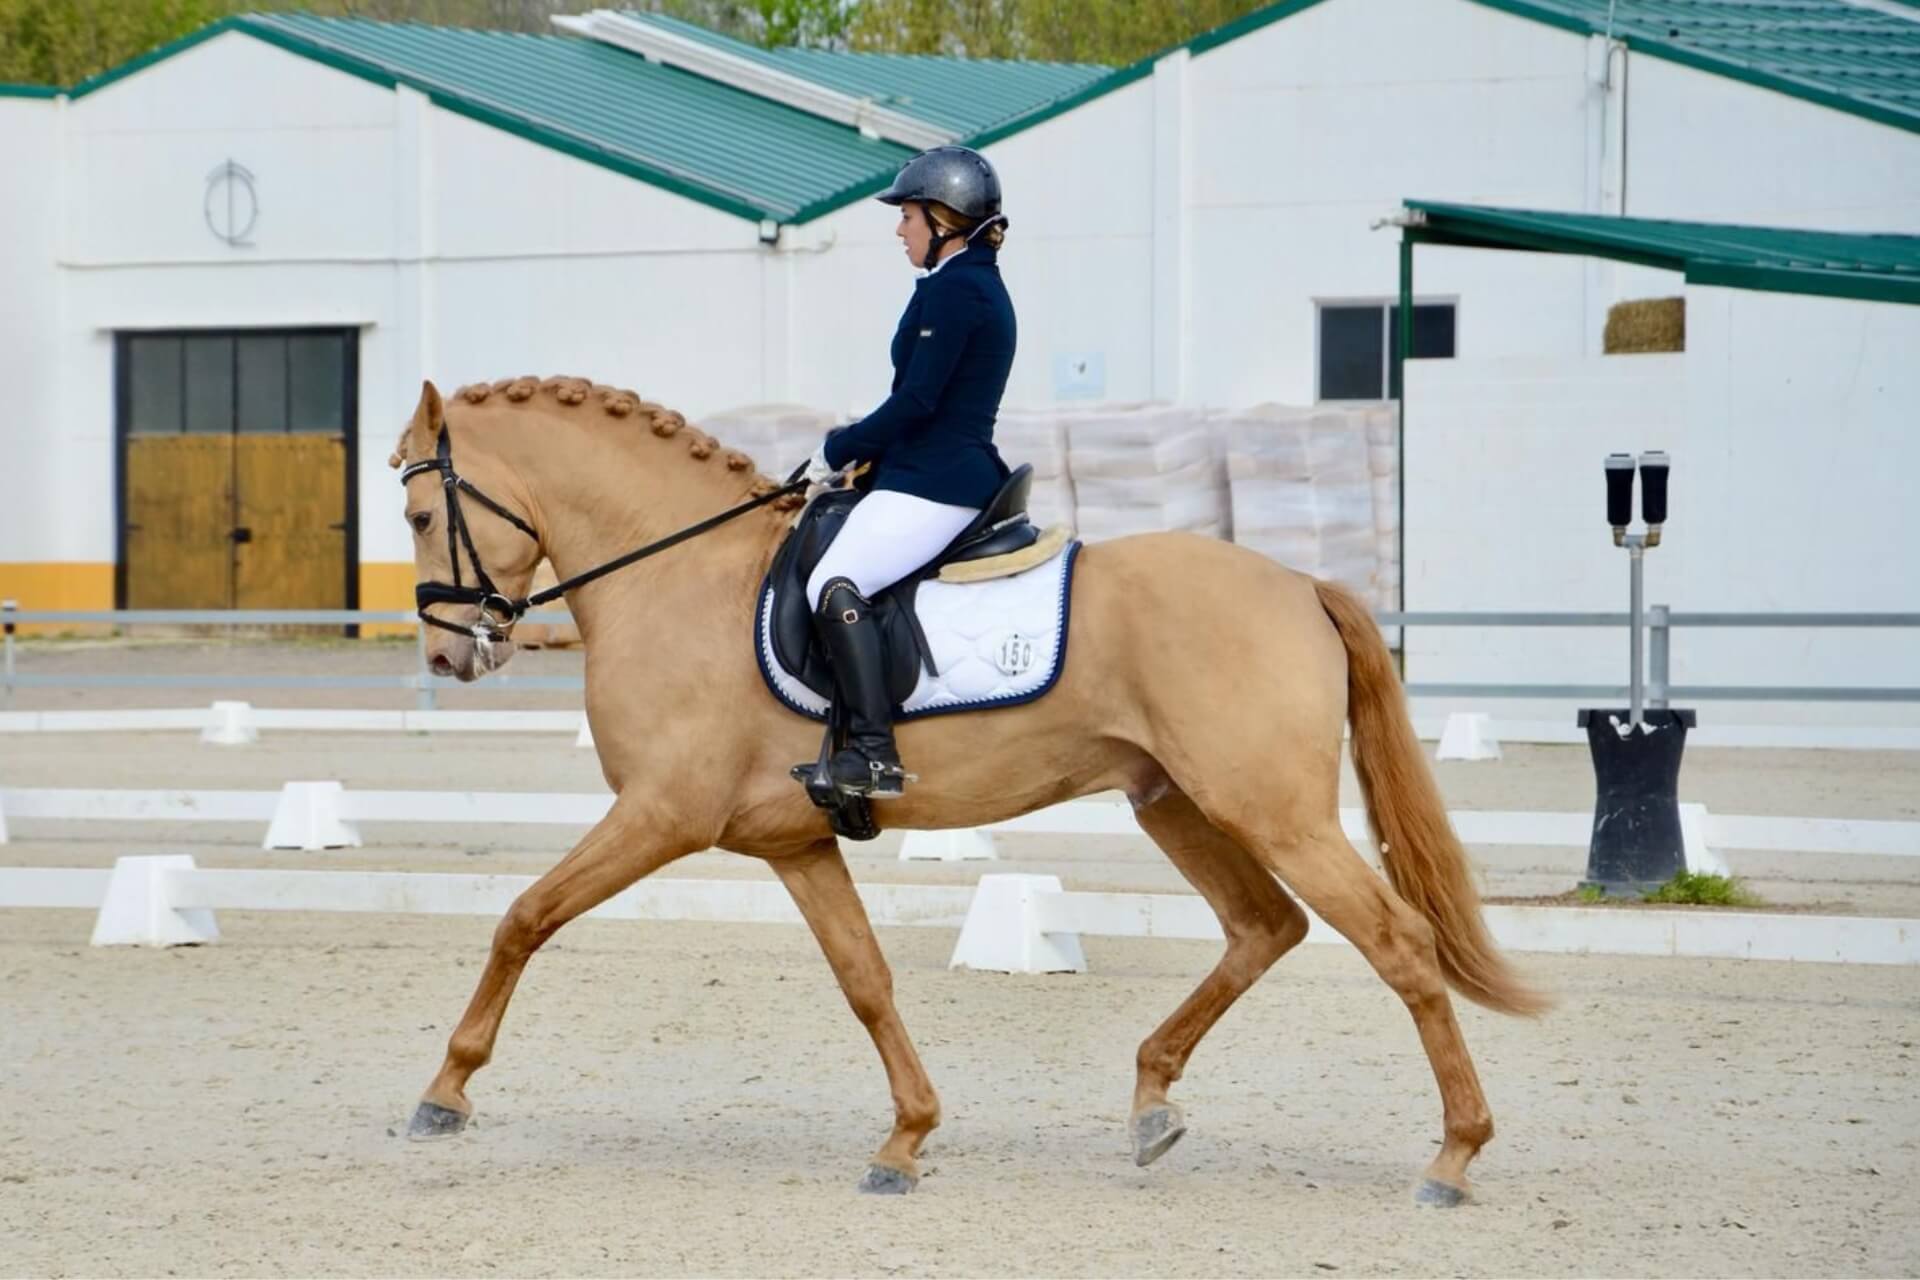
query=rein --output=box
[400,428,808,642]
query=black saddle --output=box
[763,464,1039,706]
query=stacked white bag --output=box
[990,407,1076,532]
[1219,403,1398,610]
[696,404,841,479]
[1364,406,1400,614]
[1064,403,1231,541]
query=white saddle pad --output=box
[756,541,1080,722]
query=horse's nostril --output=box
[429,655,455,677]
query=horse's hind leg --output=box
[770,842,940,1194]
[1128,788,1310,1167]
[408,802,694,1139]
[1229,815,1494,1205]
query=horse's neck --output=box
[526,428,785,664]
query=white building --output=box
[1,0,1915,714]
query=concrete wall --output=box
[0,97,76,607]
[1404,283,1920,721]
[1623,53,1920,232]
[1180,0,1605,406]
[6,32,774,599]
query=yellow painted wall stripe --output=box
[0,563,116,635]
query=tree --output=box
[850,0,1275,63]
[0,0,1273,89]
[0,0,222,86]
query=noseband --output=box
[399,428,808,643]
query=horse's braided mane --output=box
[452,375,805,512]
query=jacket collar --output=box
[918,242,997,281]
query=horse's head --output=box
[389,380,543,682]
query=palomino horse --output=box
[391,376,1546,1204]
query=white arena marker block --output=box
[576,718,595,748]
[200,700,259,746]
[1436,712,1502,762]
[898,828,997,862]
[90,855,218,947]
[1679,803,1729,877]
[263,781,362,851]
[948,874,1086,975]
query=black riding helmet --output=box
[877,145,1007,268]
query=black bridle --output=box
[400,428,808,642]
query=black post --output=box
[1578,707,1696,895]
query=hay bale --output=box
[1605,297,1685,354]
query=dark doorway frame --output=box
[112,326,360,613]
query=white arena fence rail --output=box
[1,785,1915,875]
[5,701,1918,752]
[0,860,1913,968]
[6,605,1919,714]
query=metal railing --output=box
[5,602,1918,709]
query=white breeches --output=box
[807,490,982,607]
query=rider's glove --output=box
[803,445,836,486]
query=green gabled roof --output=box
[615,11,1116,140]
[1464,0,1920,135]
[0,82,61,98]
[1165,0,1920,137]
[1404,201,1920,305]
[47,0,1920,231]
[69,13,917,223]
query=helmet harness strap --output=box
[920,207,1009,270]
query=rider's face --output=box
[896,202,934,267]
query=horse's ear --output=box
[392,380,445,469]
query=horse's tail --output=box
[1313,578,1550,1017]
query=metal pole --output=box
[1648,603,1670,710]
[415,623,436,712]
[2,599,15,706]
[1395,235,1414,618]
[1628,542,1645,725]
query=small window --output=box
[122,330,351,437]
[127,336,184,435]
[1318,301,1456,400]
[183,336,236,434]
[237,335,289,434]
[287,334,347,433]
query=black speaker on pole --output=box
[1579,450,1695,897]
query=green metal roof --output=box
[1163,0,1920,136]
[1465,0,1920,136]
[57,11,1119,226]
[45,0,1920,230]
[1404,201,1920,305]
[68,13,918,224]
[615,11,1116,140]
[0,82,60,98]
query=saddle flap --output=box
[763,491,930,707]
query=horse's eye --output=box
[409,511,432,534]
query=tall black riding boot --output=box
[815,577,912,799]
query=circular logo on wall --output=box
[204,159,259,247]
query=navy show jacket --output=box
[822,244,1015,509]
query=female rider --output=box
[800,145,1016,800]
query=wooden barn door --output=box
[118,331,357,613]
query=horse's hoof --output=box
[406,1101,469,1142]
[858,1164,917,1195]
[1414,1177,1469,1208]
[1131,1102,1187,1168]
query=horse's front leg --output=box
[407,798,697,1139]
[769,842,940,1194]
